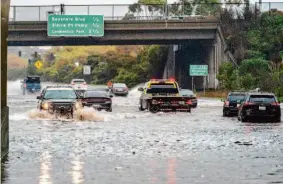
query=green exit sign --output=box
[47,15,104,37]
[189,65,208,76]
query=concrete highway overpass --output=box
[8,19,219,46]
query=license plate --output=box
[117,89,123,92]
[179,101,185,105]
[259,106,266,110]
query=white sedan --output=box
[70,79,88,91]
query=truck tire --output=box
[188,107,191,113]
[139,101,145,111]
[107,107,113,112]
[274,116,281,123]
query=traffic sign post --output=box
[48,15,104,37]
[189,65,208,94]
[83,65,91,75]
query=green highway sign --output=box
[189,65,208,76]
[47,15,104,37]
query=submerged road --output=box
[2,81,283,184]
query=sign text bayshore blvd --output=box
[48,15,104,37]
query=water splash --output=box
[74,107,104,122]
[28,109,55,119]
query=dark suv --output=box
[222,91,246,117]
[37,86,83,118]
[238,92,281,122]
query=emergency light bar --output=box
[149,78,176,82]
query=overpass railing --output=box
[8,2,283,22]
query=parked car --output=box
[111,83,129,96]
[222,91,246,117]
[179,89,198,108]
[21,76,42,94]
[70,79,88,94]
[81,90,113,112]
[238,92,281,122]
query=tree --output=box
[126,0,166,20]
[217,62,236,90]
[169,0,221,17]
[247,11,283,64]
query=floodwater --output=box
[2,80,283,184]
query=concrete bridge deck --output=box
[8,19,219,46]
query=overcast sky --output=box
[11,0,283,5]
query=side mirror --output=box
[36,96,41,99]
[221,98,225,102]
[110,95,113,98]
[138,87,144,92]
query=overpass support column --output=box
[1,0,10,161]
[207,45,216,89]
[163,45,175,79]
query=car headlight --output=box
[75,102,82,109]
[105,100,111,104]
[42,102,49,110]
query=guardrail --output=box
[8,2,283,22]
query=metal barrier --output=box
[8,3,283,22]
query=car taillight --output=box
[124,87,128,91]
[186,100,192,105]
[83,82,87,85]
[271,102,280,106]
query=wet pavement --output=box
[2,81,283,184]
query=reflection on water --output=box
[150,160,158,183]
[39,151,53,184]
[243,123,282,134]
[167,158,176,184]
[1,157,9,183]
[70,156,85,184]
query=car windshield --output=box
[113,83,126,88]
[228,94,245,101]
[43,89,77,99]
[147,83,178,94]
[249,95,276,103]
[84,91,108,98]
[26,77,40,83]
[180,90,194,96]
